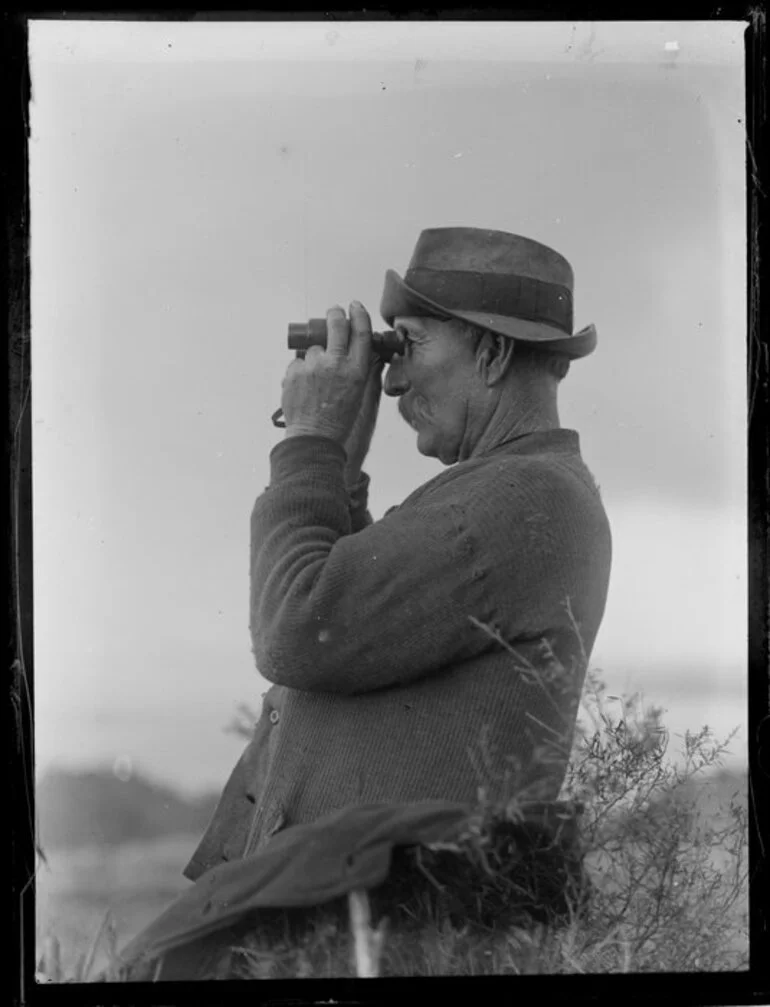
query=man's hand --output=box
[342,348,383,483]
[282,303,383,469]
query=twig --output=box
[40,936,62,983]
[415,846,446,894]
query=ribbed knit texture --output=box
[184,429,612,881]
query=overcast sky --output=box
[28,20,747,793]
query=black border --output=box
[746,0,769,989]
[5,8,768,1007]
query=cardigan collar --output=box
[477,427,581,460]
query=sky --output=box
[28,20,747,795]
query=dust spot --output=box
[318,629,331,643]
[662,40,680,72]
[113,755,133,782]
[326,29,340,46]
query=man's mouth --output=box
[399,401,421,431]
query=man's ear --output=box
[475,333,515,386]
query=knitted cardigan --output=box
[183,429,612,881]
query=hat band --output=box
[405,267,574,334]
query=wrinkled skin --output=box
[281,302,384,483]
[385,315,485,465]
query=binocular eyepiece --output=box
[288,319,403,362]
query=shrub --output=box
[549,666,748,974]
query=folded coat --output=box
[184,428,612,881]
[115,798,588,980]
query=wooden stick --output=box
[348,888,387,978]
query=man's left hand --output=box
[342,348,383,484]
[281,302,379,449]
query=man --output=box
[183,226,612,883]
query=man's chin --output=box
[413,425,433,458]
[403,415,451,464]
[414,427,453,464]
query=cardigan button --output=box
[269,710,280,726]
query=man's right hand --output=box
[281,302,375,446]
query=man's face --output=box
[384,316,480,465]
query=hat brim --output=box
[380,269,597,360]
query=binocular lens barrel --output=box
[288,320,402,362]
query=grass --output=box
[35,644,749,981]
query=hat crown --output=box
[409,227,574,290]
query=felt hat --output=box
[380,227,596,358]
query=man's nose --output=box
[384,355,410,397]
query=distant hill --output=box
[36,768,220,852]
[36,763,746,854]
[596,764,748,845]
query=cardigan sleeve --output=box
[249,436,581,695]
[347,470,374,533]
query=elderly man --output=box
[183,226,612,883]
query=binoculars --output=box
[288,319,404,362]
[272,319,404,428]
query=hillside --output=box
[36,768,220,852]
